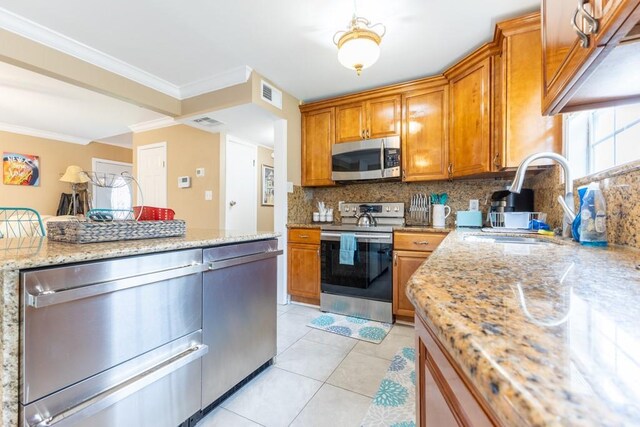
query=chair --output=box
[0,208,46,238]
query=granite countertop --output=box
[406,230,640,426]
[0,229,280,270]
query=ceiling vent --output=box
[261,80,282,110]
[192,116,225,128]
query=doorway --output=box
[136,142,167,208]
[224,136,257,232]
[91,158,133,218]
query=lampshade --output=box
[60,165,89,184]
[334,16,386,76]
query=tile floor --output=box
[197,303,415,427]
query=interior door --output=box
[225,137,257,232]
[92,159,133,218]
[137,143,167,208]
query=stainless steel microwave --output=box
[331,136,401,182]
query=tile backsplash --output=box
[288,178,514,228]
[529,161,640,249]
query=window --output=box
[565,103,640,178]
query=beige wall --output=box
[257,146,274,231]
[0,29,181,116]
[0,131,132,216]
[132,125,221,229]
[251,73,301,186]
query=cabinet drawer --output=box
[394,232,447,251]
[288,228,320,244]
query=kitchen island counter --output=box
[406,230,640,426]
[0,229,279,427]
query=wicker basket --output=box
[47,219,186,244]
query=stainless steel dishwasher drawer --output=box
[202,239,280,407]
[21,249,203,405]
[22,331,207,427]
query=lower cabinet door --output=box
[393,250,430,317]
[288,243,320,299]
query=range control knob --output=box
[394,207,399,212]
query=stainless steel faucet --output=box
[509,152,575,237]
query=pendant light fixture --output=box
[333,1,386,76]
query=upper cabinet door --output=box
[449,57,492,177]
[366,95,402,139]
[335,103,366,143]
[496,18,563,169]
[541,0,604,114]
[402,86,449,181]
[302,108,335,186]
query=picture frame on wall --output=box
[3,152,40,186]
[261,164,274,206]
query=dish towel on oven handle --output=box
[339,233,357,265]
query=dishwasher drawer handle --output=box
[32,344,208,427]
[207,250,283,271]
[26,263,206,308]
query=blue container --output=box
[572,186,588,241]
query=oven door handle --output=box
[26,263,206,308]
[31,344,208,427]
[321,232,392,242]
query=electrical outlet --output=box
[287,182,294,193]
[196,168,205,177]
[205,190,213,201]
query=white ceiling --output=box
[0,61,165,144]
[0,0,539,102]
[181,104,278,147]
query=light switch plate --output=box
[205,190,213,201]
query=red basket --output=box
[133,206,175,221]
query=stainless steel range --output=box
[320,202,404,323]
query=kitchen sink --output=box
[463,234,555,245]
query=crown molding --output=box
[179,66,253,99]
[0,122,91,145]
[0,7,182,98]
[128,117,177,133]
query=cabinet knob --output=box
[447,163,453,178]
[402,169,406,180]
[413,241,430,245]
[577,0,599,35]
[493,153,501,168]
[361,130,365,139]
[366,129,370,139]
[299,234,309,238]
[393,252,398,266]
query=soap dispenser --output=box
[579,182,608,247]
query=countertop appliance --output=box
[490,188,534,213]
[331,136,401,182]
[21,249,208,427]
[320,202,405,323]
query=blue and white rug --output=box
[361,346,416,427]
[307,312,392,344]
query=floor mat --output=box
[307,312,392,344]
[360,346,416,427]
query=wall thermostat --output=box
[178,176,191,188]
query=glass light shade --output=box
[337,35,381,75]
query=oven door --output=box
[320,231,393,302]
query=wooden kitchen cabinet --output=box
[493,13,563,169]
[401,82,450,181]
[287,228,321,302]
[542,0,640,114]
[335,94,401,143]
[393,231,447,319]
[416,314,500,426]
[446,55,493,178]
[301,108,335,186]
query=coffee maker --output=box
[490,188,534,213]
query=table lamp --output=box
[60,165,89,216]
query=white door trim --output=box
[223,134,257,230]
[136,142,167,207]
[273,119,288,305]
[90,157,133,209]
